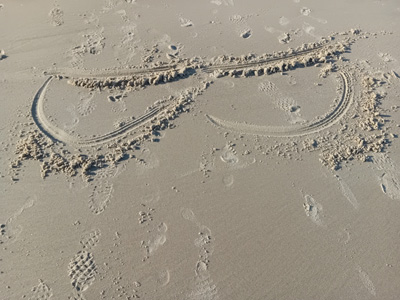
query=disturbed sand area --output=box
[1,0,400,299]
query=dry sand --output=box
[1,0,400,299]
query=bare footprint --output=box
[222,174,234,187]
[303,195,324,227]
[155,269,170,287]
[143,222,168,259]
[373,154,400,201]
[357,266,377,296]
[0,196,35,245]
[220,146,239,165]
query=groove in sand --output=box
[205,70,353,137]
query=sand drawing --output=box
[9,29,394,184]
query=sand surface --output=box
[1,0,400,299]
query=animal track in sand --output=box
[26,280,53,300]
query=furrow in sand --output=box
[205,70,353,137]
[32,76,163,147]
[45,40,331,78]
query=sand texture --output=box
[1,0,400,299]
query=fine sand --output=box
[1,0,400,299]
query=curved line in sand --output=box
[205,70,353,137]
[31,76,162,147]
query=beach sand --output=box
[1,0,400,299]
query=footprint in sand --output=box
[357,266,377,296]
[279,16,290,26]
[155,269,170,287]
[373,153,400,201]
[300,7,327,24]
[180,17,193,27]
[142,222,168,260]
[181,208,219,299]
[303,195,324,227]
[334,174,360,210]
[68,250,97,294]
[67,29,105,68]
[222,174,234,187]
[80,228,101,250]
[229,14,252,39]
[0,196,35,246]
[259,81,305,125]
[211,0,234,6]
[88,182,114,215]
[220,145,239,165]
[49,6,64,27]
[77,92,96,117]
[26,280,53,300]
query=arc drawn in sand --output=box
[32,37,353,146]
[31,77,162,147]
[206,70,354,137]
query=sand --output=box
[1,0,400,299]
